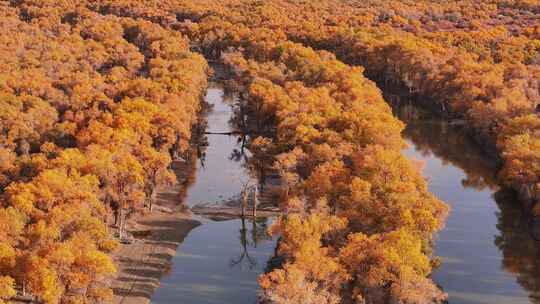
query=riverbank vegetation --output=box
[93,0,539,209]
[87,1,450,302]
[222,45,449,303]
[0,1,208,303]
[157,0,540,207]
[0,0,538,303]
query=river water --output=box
[397,105,540,304]
[152,81,540,303]
[151,83,277,304]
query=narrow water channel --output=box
[151,83,277,304]
[153,78,540,304]
[396,104,540,304]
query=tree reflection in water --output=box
[394,101,540,303]
[394,103,499,191]
[230,218,271,270]
[495,190,540,303]
[229,135,248,163]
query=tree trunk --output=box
[119,209,125,239]
[114,207,119,227]
[252,187,258,218]
[251,219,258,248]
[240,135,246,154]
[241,190,247,218]
[148,188,154,212]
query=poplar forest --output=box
[0,1,539,304]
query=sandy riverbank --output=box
[191,196,280,221]
[109,160,201,304]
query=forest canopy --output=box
[0,0,538,303]
[0,1,208,303]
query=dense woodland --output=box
[0,0,538,303]
[0,1,208,302]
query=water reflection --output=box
[151,82,277,304]
[230,218,272,270]
[394,102,540,304]
[229,136,249,163]
[393,103,499,191]
[494,190,540,303]
[152,219,277,304]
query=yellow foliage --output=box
[0,276,16,302]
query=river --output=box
[152,80,540,304]
[397,104,540,304]
[151,83,277,304]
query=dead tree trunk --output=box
[241,189,248,218]
[252,187,258,218]
[144,184,154,212]
[118,209,125,239]
[113,208,119,227]
[148,188,155,212]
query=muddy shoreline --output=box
[110,64,283,303]
[110,159,201,304]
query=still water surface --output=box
[151,83,277,304]
[153,84,540,304]
[398,105,540,304]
